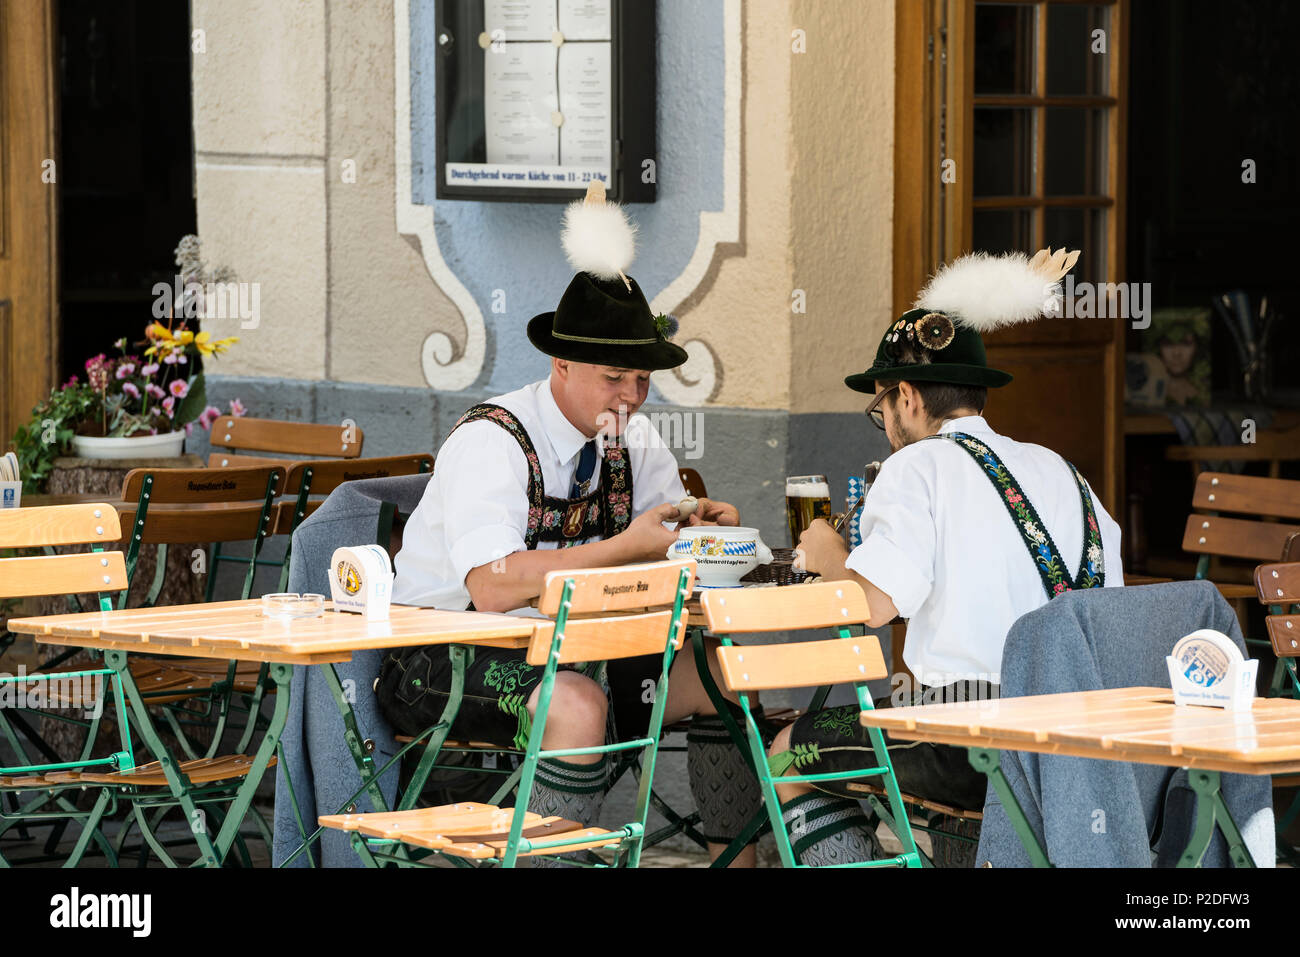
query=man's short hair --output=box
[878,379,988,420]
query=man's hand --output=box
[684,497,740,527]
[620,503,683,562]
[794,518,849,575]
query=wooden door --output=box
[895,0,1128,512]
[0,0,58,450]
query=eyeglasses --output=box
[864,385,899,431]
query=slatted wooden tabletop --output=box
[7,600,539,665]
[859,686,1300,776]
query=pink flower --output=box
[146,383,165,400]
[161,396,176,418]
[185,422,194,437]
[141,363,159,377]
[84,353,107,373]
[162,353,180,365]
[115,362,136,380]
[62,375,79,388]
[198,405,222,430]
[121,382,141,400]
[169,379,189,399]
[229,398,247,417]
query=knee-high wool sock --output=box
[526,755,609,867]
[780,791,878,866]
[687,715,763,845]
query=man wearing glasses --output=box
[776,249,1125,866]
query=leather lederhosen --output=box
[376,403,647,750]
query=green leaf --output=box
[173,373,207,428]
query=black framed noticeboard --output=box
[434,0,656,203]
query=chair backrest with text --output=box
[119,465,285,604]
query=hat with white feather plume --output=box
[845,248,1081,393]
[527,181,688,370]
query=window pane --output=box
[974,108,1034,197]
[1046,4,1110,96]
[973,209,1034,255]
[975,3,1036,95]
[1044,108,1107,196]
[1045,207,1107,283]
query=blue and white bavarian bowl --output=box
[667,526,774,588]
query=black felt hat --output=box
[529,180,688,371]
[845,248,1081,394]
[528,273,688,370]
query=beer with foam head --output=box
[785,475,832,546]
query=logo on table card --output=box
[50,887,151,937]
[336,560,363,596]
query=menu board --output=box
[443,0,614,192]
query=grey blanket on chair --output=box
[271,473,431,867]
[975,580,1274,867]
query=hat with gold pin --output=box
[845,248,1081,392]
[527,181,688,371]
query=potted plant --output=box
[12,323,246,491]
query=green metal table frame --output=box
[966,747,1257,868]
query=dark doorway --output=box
[58,0,196,381]
[1125,0,1300,575]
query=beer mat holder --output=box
[740,547,812,587]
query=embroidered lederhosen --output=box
[376,402,639,750]
[925,431,1104,598]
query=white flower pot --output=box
[72,430,186,460]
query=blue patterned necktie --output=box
[570,440,598,498]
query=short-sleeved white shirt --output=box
[391,378,686,613]
[844,415,1124,687]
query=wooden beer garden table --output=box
[858,686,1300,867]
[6,600,538,867]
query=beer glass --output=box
[785,474,832,546]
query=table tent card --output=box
[329,545,394,621]
[1165,628,1258,711]
[1,451,22,508]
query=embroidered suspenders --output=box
[448,403,634,549]
[926,432,1104,599]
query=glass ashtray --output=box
[261,593,326,619]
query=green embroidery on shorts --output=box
[811,707,859,738]
[768,742,822,777]
[483,659,538,695]
[498,693,532,750]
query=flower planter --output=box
[71,430,186,460]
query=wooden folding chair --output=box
[207,415,364,468]
[270,454,434,590]
[679,468,707,499]
[1183,472,1300,672]
[320,559,695,867]
[116,465,285,764]
[1256,560,1300,860]
[120,464,285,606]
[0,504,134,865]
[700,581,922,868]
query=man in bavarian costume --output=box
[377,184,763,866]
[771,248,1125,866]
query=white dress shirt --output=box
[845,415,1124,687]
[392,378,686,613]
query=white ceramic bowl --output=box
[667,526,774,587]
